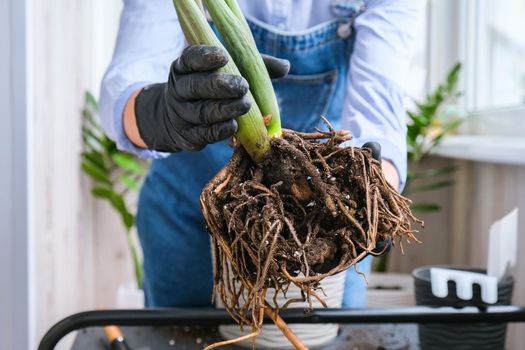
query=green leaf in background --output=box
[91,186,114,200]
[82,126,108,151]
[407,111,427,128]
[81,91,146,289]
[413,165,457,180]
[82,151,106,173]
[85,91,99,112]
[410,180,454,194]
[405,62,463,191]
[104,137,118,154]
[109,194,135,231]
[119,174,140,192]
[82,109,103,133]
[411,203,441,213]
[438,119,463,138]
[377,63,462,273]
[112,153,146,176]
[82,161,111,185]
[446,63,462,94]
[431,123,461,146]
[417,103,440,121]
[92,187,134,230]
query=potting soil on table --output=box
[71,324,419,349]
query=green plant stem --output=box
[224,0,254,42]
[173,0,271,162]
[194,0,204,12]
[126,229,144,290]
[204,0,282,137]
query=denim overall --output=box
[136,1,372,308]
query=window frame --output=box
[427,0,525,137]
[458,0,525,119]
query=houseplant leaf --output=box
[82,161,111,185]
[112,153,146,176]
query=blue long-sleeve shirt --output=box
[100,0,424,188]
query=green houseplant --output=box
[373,63,463,273]
[404,63,463,209]
[80,91,148,290]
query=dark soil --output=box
[200,126,421,330]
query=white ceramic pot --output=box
[218,271,346,349]
[366,272,415,308]
[116,281,145,309]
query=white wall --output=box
[29,0,131,345]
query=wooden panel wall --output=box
[389,157,525,349]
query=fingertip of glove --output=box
[362,141,382,161]
[237,76,250,96]
[239,95,252,112]
[372,237,392,255]
[276,57,291,76]
[227,95,252,117]
[218,74,249,97]
[231,119,239,133]
[262,54,291,79]
[202,46,229,66]
[216,119,238,140]
[177,45,229,72]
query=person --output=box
[100,0,423,308]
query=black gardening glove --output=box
[135,45,290,152]
[362,141,392,256]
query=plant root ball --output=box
[200,128,421,328]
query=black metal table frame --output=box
[38,305,525,350]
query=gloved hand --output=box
[362,141,392,256]
[134,45,290,152]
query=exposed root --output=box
[200,127,422,348]
[264,303,308,350]
[203,330,261,350]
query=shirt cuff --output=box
[113,81,170,159]
[342,138,407,192]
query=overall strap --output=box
[331,0,366,19]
